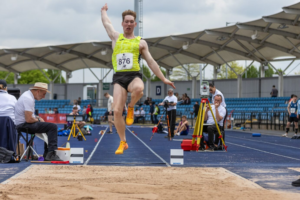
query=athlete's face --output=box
[122,15,137,34]
[293,96,297,101]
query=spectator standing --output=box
[149,102,155,124]
[104,93,114,134]
[89,104,94,115]
[153,104,159,124]
[85,105,91,121]
[270,85,278,97]
[282,95,298,137]
[0,80,17,123]
[193,101,199,118]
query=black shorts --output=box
[104,111,114,117]
[112,71,143,91]
[288,116,298,123]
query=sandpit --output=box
[0,165,299,200]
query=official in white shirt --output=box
[159,88,177,138]
[209,83,226,108]
[200,94,226,151]
[104,92,114,133]
[0,80,17,124]
[135,107,146,123]
[15,82,61,161]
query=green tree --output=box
[140,65,151,82]
[47,70,66,83]
[0,72,14,84]
[18,70,50,84]
[170,64,201,81]
[152,67,166,82]
[242,65,259,78]
[218,61,244,79]
[259,65,275,77]
[170,66,186,81]
[274,68,285,75]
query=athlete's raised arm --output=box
[140,40,176,89]
[101,3,119,41]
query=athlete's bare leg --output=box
[113,84,128,141]
[108,115,114,132]
[127,77,144,107]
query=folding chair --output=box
[17,127,39,161]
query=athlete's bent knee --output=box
[114,109,123,117]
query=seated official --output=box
[134,108,140,123]
[15,82,61,161]
[69,107,86,129]
[200,95,226,151]
[135,107,145,123]
[0,80,18,152]
[0,80,17,124]
[175,115,189,136]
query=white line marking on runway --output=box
[1,165,34,184]
[83,127,108,166]
[228,135,300,150]
[126,127,171,167]
[227,142,300,161]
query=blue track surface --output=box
[1,124,300,193]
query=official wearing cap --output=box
[15,82,61,161]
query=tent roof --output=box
[1,2,300,73]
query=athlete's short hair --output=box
[122,10,136,21]
[182,115,187,119]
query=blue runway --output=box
[1,125,300,193]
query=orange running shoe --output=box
[115,141,129,154]
[126,106,134,126]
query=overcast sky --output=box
[1,0,300,83]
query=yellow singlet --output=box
[112,34,141,72]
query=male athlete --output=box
[101,4,175,154]
[282,94,298,137]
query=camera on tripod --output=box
[163,100,169,108]
[163,100,174,109]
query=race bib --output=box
[117,53,133,71]
[290,108,296,113]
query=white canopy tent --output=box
[1,2,300,100]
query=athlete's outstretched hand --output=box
[101,3,108,12]
[163,78,176,89]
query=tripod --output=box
[67,116,86,141]
[192,98,227,151]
